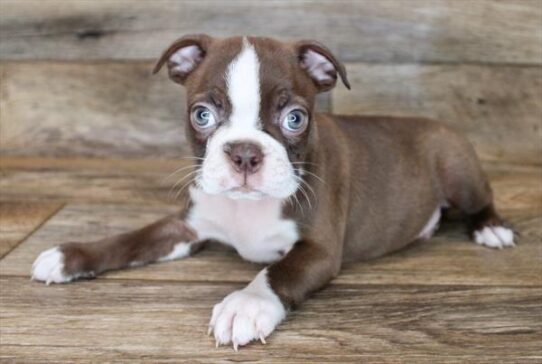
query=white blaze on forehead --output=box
[226,38,261,129]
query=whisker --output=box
[296,183,313,210]
[174,172,201,201]
[161,164,200,183]
[291,161,318,167]
[180,156,205,161]
[298,176,317,201]
[292,192,304,217]
[168,169,201,199]
[295,168,326,185]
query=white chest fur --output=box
[187,188,299,263]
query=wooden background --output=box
[1,0,541,163]
[1,1,541,362]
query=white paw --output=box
[208,270,286,350]
[31,247,73,285]
[474,226,515,249]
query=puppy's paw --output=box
[473,226,515,249]
[31,246,93,285]
[208,270,286,350]
[31,247,72,284]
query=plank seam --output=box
[1,275,540,288]
[0,202,66,261]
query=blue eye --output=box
[282,110,307,133]
[192,106,216,129]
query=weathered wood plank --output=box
[1,0,541,64]
[332,64,542,164]
[1,201,540,286]
[0,62,329,159]
[0,159,188,203]
[0,201,62,258]
[2,157,540,209]
[0,61,188,159]
[1,62,540,163]
[1,277,541,362]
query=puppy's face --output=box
[154,35,349,200]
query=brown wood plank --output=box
[1,202,540,286]
[0,201,62,258]
[2,157,540,208]
[0,157,198,204]
[1,0,541,64]
[0,62,329,159]
[1,277,540,362]
[332,63,542,164]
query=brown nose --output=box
[224,142,264,174]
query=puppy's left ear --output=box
[153,34,212,85]
[296,40,350,92]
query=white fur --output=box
[31,247,84,285]
[417,207,441,239]
[197,38,299,200]
[227,37,261,130]
[209,269,286,350]
[187,187,298,263]
[474,226,515,249]
[158,242,191,262]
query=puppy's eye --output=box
[281,110,307,135]
[191,106,217,130]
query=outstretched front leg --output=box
[208,237,341,350]
[32,212,202,284]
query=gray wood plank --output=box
[1,0,541,64]
[1,277,541,362]
[0,61,189,159]
[0,62,329,159]
[332,63,542,164]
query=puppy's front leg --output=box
[209,239,340,350]
[32,213,201,284]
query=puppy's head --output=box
[154,35,349,200]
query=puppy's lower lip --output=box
[231,186,257,193]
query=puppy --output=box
[32,35,515,350]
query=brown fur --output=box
[53,35,505,312]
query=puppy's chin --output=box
[225,188,266,201]
[198,176,300,201]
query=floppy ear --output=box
[152,34,212,84]
[296,40,350,92]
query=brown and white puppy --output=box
[32,35,515,350]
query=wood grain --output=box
[0,201,62,258]
[2,157,540,208]
[1,62,540,164]
[332,63,542,164]
[0,167,177,204]
[1,0,541,64]
[0,61,188,159]
[1,277,541,363]
[0,62,329,159]
[1,202,540,286]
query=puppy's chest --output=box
[187,189,299,263]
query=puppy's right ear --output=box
[152,34,212,85]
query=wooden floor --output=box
[0,157,540,363]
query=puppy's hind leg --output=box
[434,127,515,249]
[32,213,203,284]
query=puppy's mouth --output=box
[230,185,257,193]
[225,185,266,200]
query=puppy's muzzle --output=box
[224,142,264,175]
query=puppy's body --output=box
[32,35,514,350]
[321,114,491,261]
